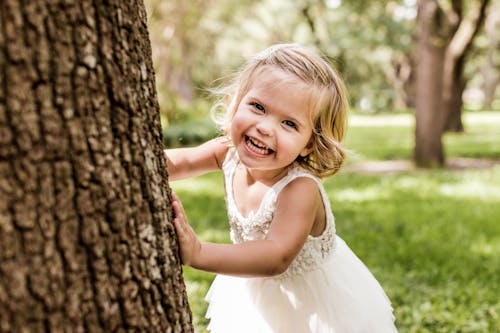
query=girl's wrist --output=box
[186,240,204,269]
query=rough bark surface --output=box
[0,0,193,332]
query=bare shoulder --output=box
[207,137,231,168]
[282,175,320,194]
[268,176,323,252]
[276,176,322,212]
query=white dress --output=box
[205,149,398,332]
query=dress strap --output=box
[222,148,238,205]
[222,148,238,178]
[222,148,238,169]
[270,166,336,233]
[271,166,322,195]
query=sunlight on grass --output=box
[171,173,225,196]
[333,170,500,203]
[470,236,500,257]
[349,113,414,127]
[335,186,391,202]
[439,179,500,201]
[182,267,214,331]
[346,111,500,161]
[198,229,229,243]
[462,111,500,124]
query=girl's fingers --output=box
[171,192,186,216]
[171,198,188,235]
[171,198,182,217]
[172,200,179,215]
[170,191,199,266]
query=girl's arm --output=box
[165,137,229,181]
[172,177,323,277]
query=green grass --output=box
[169,111,500,332]
[346,111,500,161]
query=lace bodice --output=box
[223,149,337,279]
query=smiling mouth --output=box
[245,136,274,155]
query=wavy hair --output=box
[211,43,348,178]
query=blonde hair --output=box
[211,43,349,178]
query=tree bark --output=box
[0,0,193,332]
[482,3,500,109]
[442,0,490,132]
[414,0,490,166]
[414,0,446,167]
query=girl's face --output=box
[230,67,314,176]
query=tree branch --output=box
[448,0,490,58]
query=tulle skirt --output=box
[205,236,397,333]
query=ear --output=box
[299,138,314,157]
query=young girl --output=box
[166,44,397,332]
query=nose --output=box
[256,118,274,136]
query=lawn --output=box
[169,111,500,333]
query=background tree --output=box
[414,0,490,167]
[442,0,490,132]
[146,0,261,124]
[482,2,500,109]
[144,0,498,160]
[0,0,192,331]
[298,0,417,111]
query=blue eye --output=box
[283,120,297,128]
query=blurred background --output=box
[144,0,499,149]
[144,0,499,332]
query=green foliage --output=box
[162,97,219,147]
[145,0,423,122]
[146,0,499,124]
[169,111,500,332]
[163,118,218,148]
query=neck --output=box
[242,165,290,186]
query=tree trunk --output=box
[0,1,193,332]
[414,0,446,167]
[442,56,466,132]
[389,54,414,110]
[442,0,489,132]
[414,0,489,166]
[482,3,500,109]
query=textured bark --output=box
[0,0,193,332]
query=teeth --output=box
[252,139,266,149]
[246,137,272,155]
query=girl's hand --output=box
[171,191,201,266]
